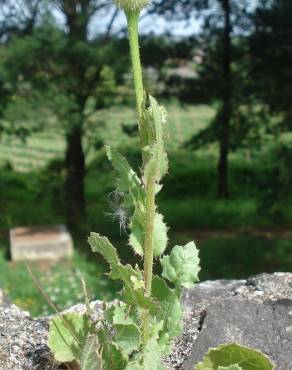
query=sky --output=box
[100,10,203,37]
[50,0,260,39]
[51,5,202,39]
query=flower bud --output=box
[115,0,150,13]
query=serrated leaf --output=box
[144,142,168,184]
[98,331,126,370]
[105,302,136,326]
[114,323,141,354]
[152,276,183,347]
[48,313,91,363]
[140,95,167,148]
[160,241,200,288]
[124,338,163,370]
[125,361,144,370]
[80,335,101,370]
[153,213,168,257]
[194,343,274,370]
[88,233,157,313]
[142,338,162,370]
[129,212,168,257]
[218,365,243,370]
[105,145,145,204]
[140,95,168,185]
[129,208,144,256]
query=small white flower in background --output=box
[115,0,151,13]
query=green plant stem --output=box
[144,178,156,296]
[126,12,144,119]
[141,177,156,342]
[126,10,156,343]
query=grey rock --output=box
[181,298,292,370]
[0,302,50,370]
[0,273,291,370]
[167,273,292,370]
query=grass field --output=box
[1,101,292,316]
[0,102,215,171]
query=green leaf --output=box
[98,335,126,370]
[129,212,167,257]
[125,362,143,370]
[114,323,141,355]
[80,335,101,370]
[105,145,145,204]
[105,302,136,326]
[129,207,144,256]
[194,343,275,370]
[153,213,168,257]
[140,95,167,148]
[141,338,162,370]
[88,233,157,313]
[144,141,168,184]
[48,313,91,362]
[140,95,168,185]
[160,241,200,288]
[152,276,183,346]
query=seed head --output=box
[115,0,151,13]
[105,191,129,233]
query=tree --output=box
[0,0,43,140]
[2,0,127,227]
[250,0,292,131]
[153,0,255,198]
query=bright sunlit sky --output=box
[50,6,203,38]
[49,0,259,39]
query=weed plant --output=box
[46,1,274,368]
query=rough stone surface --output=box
[10,225,73,261]
[0,273,291,369]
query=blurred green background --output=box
[0,0,291,316]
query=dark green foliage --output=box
[250,0,292,130]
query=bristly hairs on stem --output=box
[115,0,151,13]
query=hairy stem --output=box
[127,10,156,342]
[126,12,144,119]
[144,177,156,296]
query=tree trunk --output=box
[62,0,89,228]
[65,124,86,227]
[218,0,232,198]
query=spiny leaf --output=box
[152,276,183,345]
[160,241,200,288]
[140,95,168,184]
[80,335,101,370]
[105,302,136,326]
[144,141,168,184]
[129,207,144,256]
[48,313,91,362]
[129,212,168,257]
[98,330,126,370]
[153,213,168,257]
[140,95,167,149]
[125,361,143,370]
[105,145,145,205]
[194,343,275,370]
[125,338,163,370]
[114,323,141,355]
[88,233,157,313]
[141,338,163,370]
